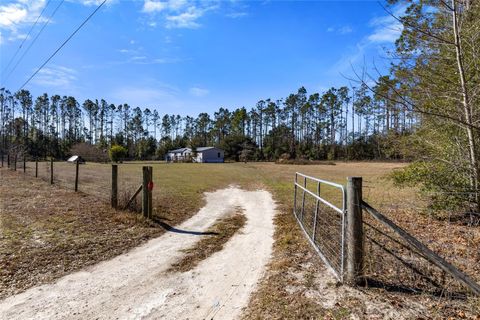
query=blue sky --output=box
[0,0,402,116]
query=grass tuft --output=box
[167,207,246,273]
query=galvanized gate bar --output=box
[293,172,347,281]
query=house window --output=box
[218,152,221,158]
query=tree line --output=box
[1,0,478,213]
[0,82,416,162]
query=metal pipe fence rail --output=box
[293,172,347,282]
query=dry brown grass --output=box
[0,169,165,299]
[167,207,246,273]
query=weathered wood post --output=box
[111,164,118,209]
[50,158,54,185]
[148,167,153,219]
[142,166,149,218]
[7,154,10,168]
[345,176,363,285]
[1,152,3,167]
[23,155,26,173]
[74,160,79,192]
[142,166,153,218]
[14,154,17,171]
[35,158,38,177]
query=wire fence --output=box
[10,157,148,208]
[293,172,346,281]
[293,173,480,298]
[363,205,480,299]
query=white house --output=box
[165,147,224,163]
[195,147,224,163]
[165,148,192,162]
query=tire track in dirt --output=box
[0,187,276,320]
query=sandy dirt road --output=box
[0,187,276,320]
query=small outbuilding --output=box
[67,155,85,164]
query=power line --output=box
[3,0,65,86]
[1,0,52,83]
[19,0,107,91]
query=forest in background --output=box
[1,0,480,213]
[0,79,416,163]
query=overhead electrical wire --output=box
[3,0,65,86]
[1,0,53,84]
[18,0,107,91]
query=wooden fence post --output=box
[142,166,153,218]
[7,154,10,168]
[142,166,149,218]
[23,155,26,173]
[74,160,79,192]
[1,152,3,167]
[148,167,153,219]
[14,154,17,171]
[35,158,38,177]
[50,158,54,185]
[111,164,118,209]
[346,176,363,285]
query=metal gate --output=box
[293,172,347,281]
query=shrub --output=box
[109,145,128,163]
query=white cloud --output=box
[166,6,204,29]
[226,11,247,18]
[189,86,209,97]
[367,7,404,43]
[143,0,168,13]
[142,0,217,29]
[31,65,77,88]
[329,5,405,75]
[326,25,353,35]
[338,25,353,34]
[110,82,180,107]
[142,0,189,13]
[0,0,46,31]
[75,0,118,7]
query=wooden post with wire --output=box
[345,176,364,285]
[111,164,118,209]
[148,168,153,219]
[142,166,153,219]
[74,160,79,192]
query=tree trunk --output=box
[452,0,479,210]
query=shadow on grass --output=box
[151,216,219,236]
[360,277,467,300]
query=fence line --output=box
[3,156,154,216]
[293,172,480,297]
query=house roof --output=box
[168,148,191,153]
[196,147,219,152]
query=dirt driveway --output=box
[0,187,276,319]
